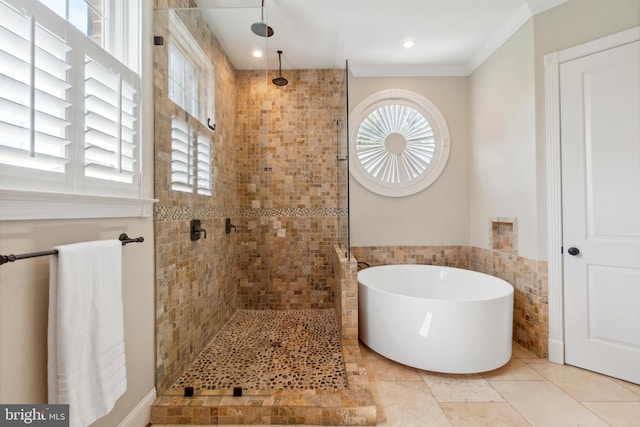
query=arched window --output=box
[349,89,450,197]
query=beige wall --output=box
[468,20,537,259]
[348,0,640,260]
[0,218,155,427]
[468,0,639,261]
[348,77,470,246]
[533,0,640,260]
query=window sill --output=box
[0,189,158,221]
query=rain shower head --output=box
[251,22,273,37]
[251,0,274,37]
[272,50,288,87]
[272,76,288,86]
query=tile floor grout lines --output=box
[360,340,639,427]
[153,338,640,426]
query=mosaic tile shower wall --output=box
[235,69,347,310]
[351,245,549,358]
[154,3,349,391]
[153,4,240,393]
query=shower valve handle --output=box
[190,219,207,241]
[225,218,237,234]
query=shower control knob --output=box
[567,247,580,256]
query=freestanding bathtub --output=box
[358,264,514,374]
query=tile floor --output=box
[167,310,347,394]
[362,341,639,427]
[154,341,640,426]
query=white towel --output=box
[48,240,127,427]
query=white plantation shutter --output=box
[350,90,451,198]
[196,131,211,195]
[171,116,194,192]
[0,2,71,175]
[84,56,138,184]
[0,0,142,201]
[171,117,212,195]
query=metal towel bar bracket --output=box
[0,233,145,266]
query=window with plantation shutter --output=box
[171,117,194,193]
[167,10,214,197]
[171,116,212,196]
[0,1,71,177]
[0,0,148,220]
[349,89,451,198]
[84,56,138,184]
[196,131,211,196]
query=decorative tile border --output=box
[155,205,348,221]
[154,205,236,221]
[236,207,348,218]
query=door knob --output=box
[567,247,580,256]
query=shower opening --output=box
[152,1,351,406]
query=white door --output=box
[560,40,640,384]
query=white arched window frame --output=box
[349,89,451,197]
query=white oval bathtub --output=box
[358,264,514,374]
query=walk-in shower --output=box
[152,2,350,401]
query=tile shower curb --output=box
[149,339,376,425]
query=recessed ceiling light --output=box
[403,40,414,48]
[252,50,263,58]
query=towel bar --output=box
[0,233,144,266]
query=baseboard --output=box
[117,388,156,427]
[548,339,565,365]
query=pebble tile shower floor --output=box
[168,309,347,394]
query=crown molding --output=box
[349,64,469,78]
[526,0,570,15]
[351,0,571,77]
[465,3,533,74]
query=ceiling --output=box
[192,0,568,76]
